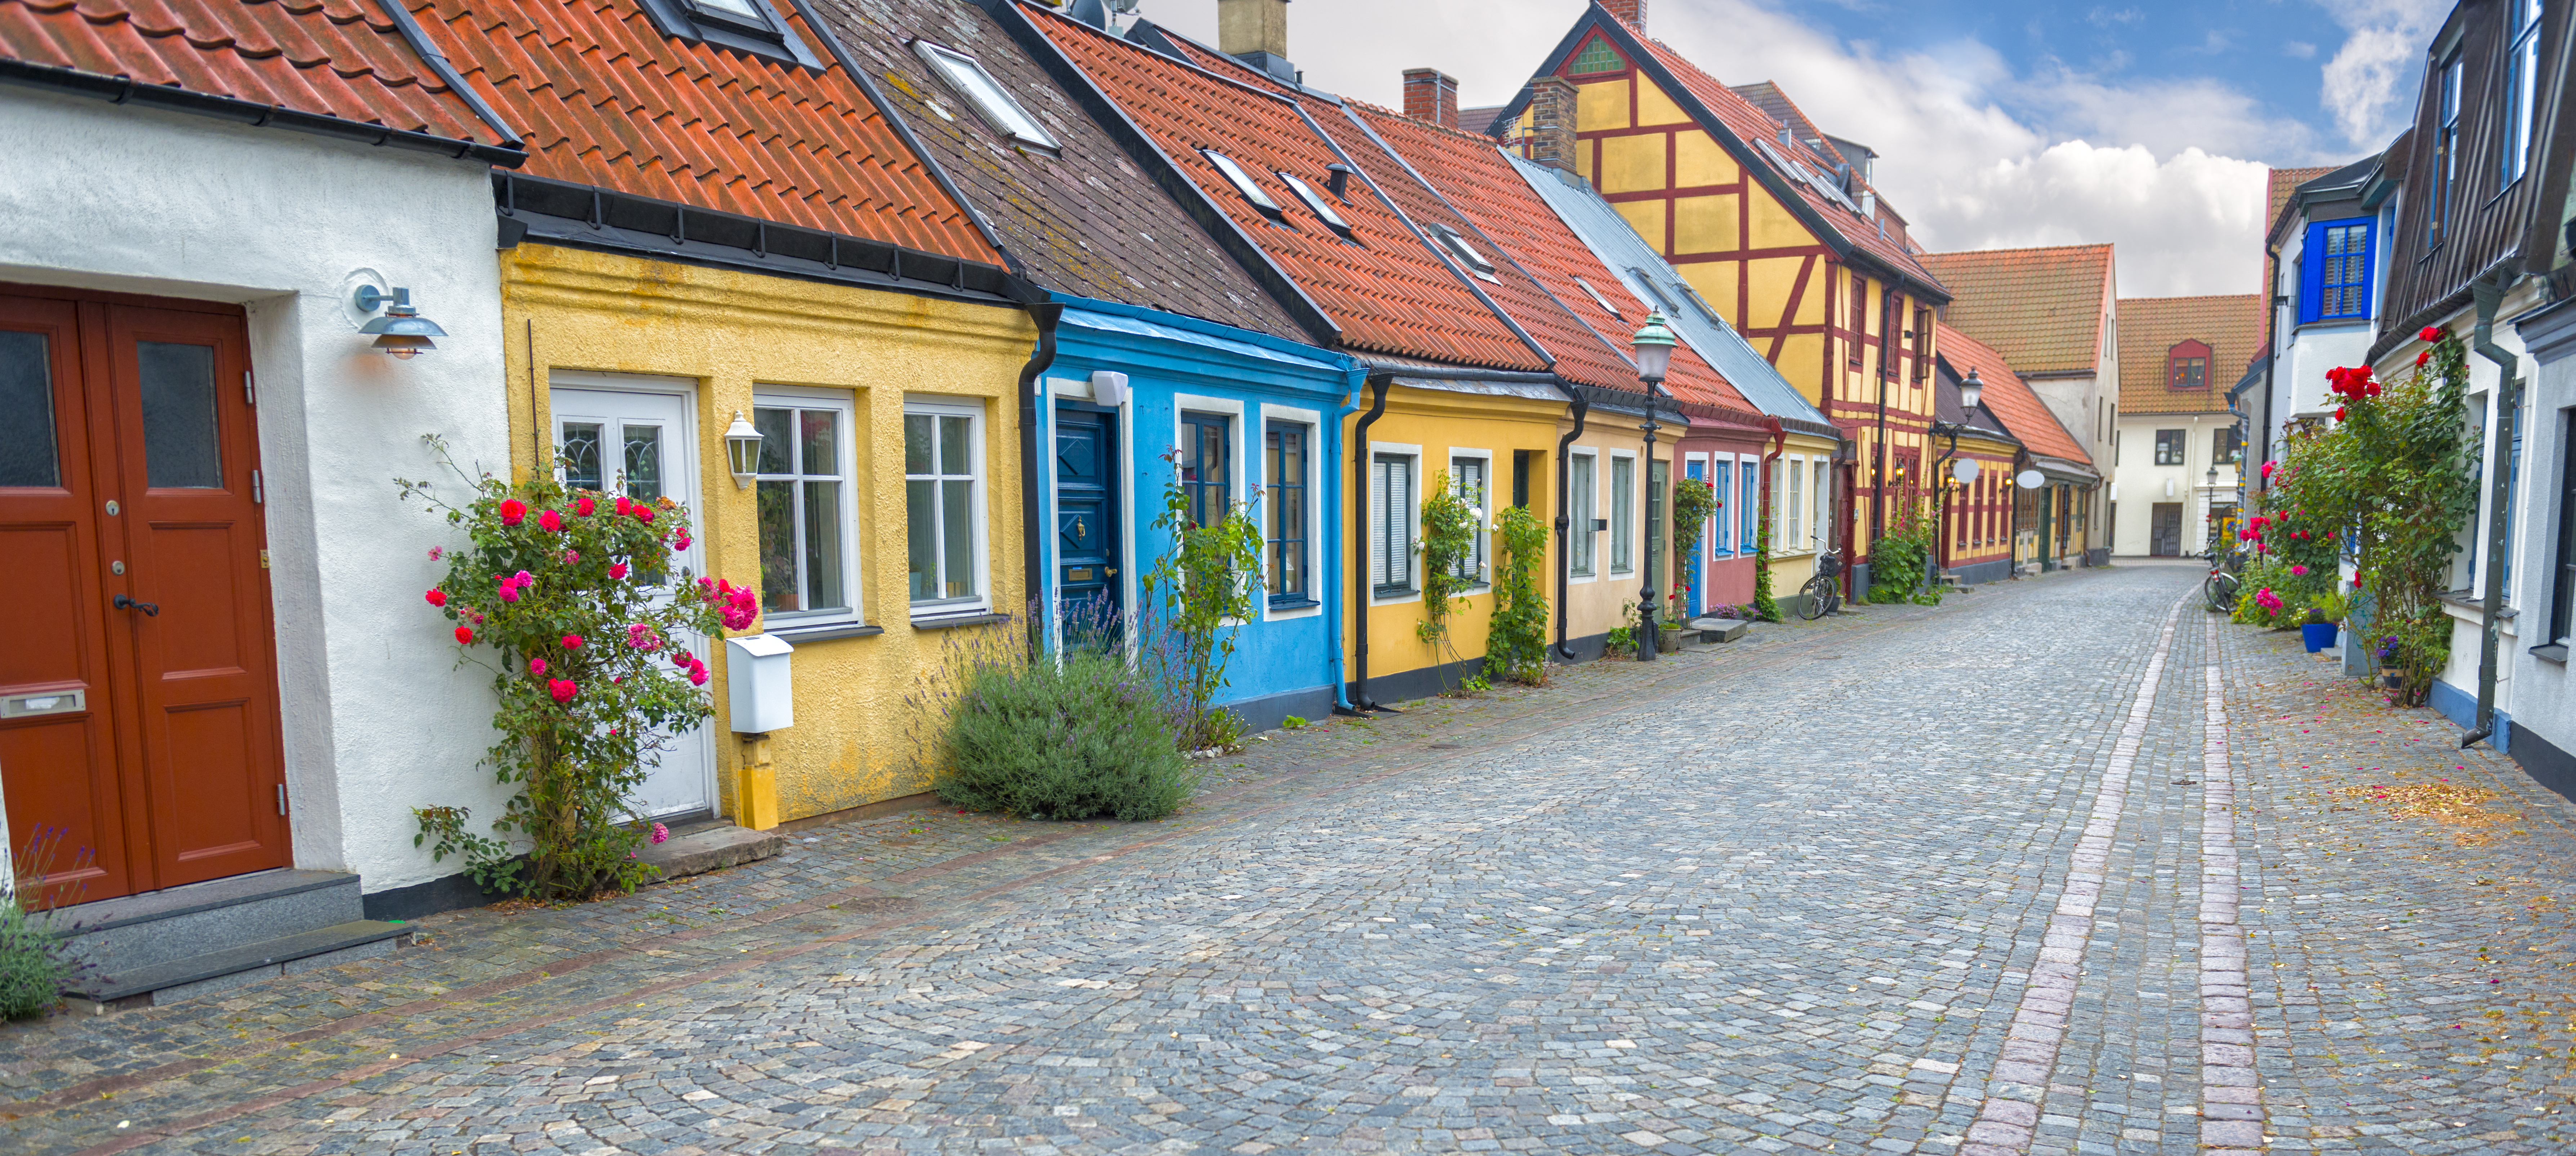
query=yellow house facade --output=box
[499,238,1035,830]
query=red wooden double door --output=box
[0,285,290,903]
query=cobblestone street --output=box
[6,562,2576,1155]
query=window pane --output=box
[905,414,935,475]
[803,479,843,610]
[754,407,793,474]
[941,478,976,598]
[138,341,220,488]
[906,479,939,599]
[757,478,800,612]
[920,43,1060,148]
[800,409,837,477]
[623,424,664,500]
[940,415,972,477]
[0,331,59,488]
[559,420,604,492]
[691,0,768,21]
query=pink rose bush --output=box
[401,439,736,901]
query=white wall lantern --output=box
[725,411,764,490]
[725,634,794,733]
[1089,370,1130,406]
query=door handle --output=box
[113,594,159,617]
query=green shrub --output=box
[0,902,70,1019]
[1280,715,1308,730]
[935,649,1200,821]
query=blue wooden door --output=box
[1054,404,1120,636]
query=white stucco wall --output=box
[2110,413,2242,556]
[2512,301,2576,762]
[0,88,513,895]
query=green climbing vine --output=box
[1483,505,1551,686]
[1416,469,1479,653]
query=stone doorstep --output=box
[637,824,786,881]
[64,919,413,1014]
[1688,617,1753,643]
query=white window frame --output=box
[1784,453,1805,552]
[1608,448,1637,575]
[752,385,863,630]
[1369,441,1423,606]
[913,40,1061,151]
[1173,394,1251,626]
[1569,450,1599,580]
[904,394,991,619]
[1683,452,1711,573]
[1258,402,1324,621]
[1448,448,1494,591]
[1812,458,1831,553]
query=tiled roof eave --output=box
[0,56,528,166]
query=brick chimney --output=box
[1601,0,1646,28]
[1403,68,1460,129]
[1220,0,1296,83]
[1525,75,1579,176]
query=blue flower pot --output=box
[2301,622,2339,652]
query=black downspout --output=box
[2464,274,2522,748]
[1351,372,1395,710]
[1017,302,1065,659]
[1554,392,1592,660]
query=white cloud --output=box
[1130,0,2337,296]
[2318,5,2441,149]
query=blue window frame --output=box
[1265,420,1310,606]
[2300,218,2374,323]
[1739,460,1759,554]
[1180,412,1230,529]
[1712,456,1733,555]
[2506,0,2543,187]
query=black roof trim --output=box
[491,173,1035,306]
[0,57,527,168]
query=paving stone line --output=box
[2199,620,2267,1155]
[1964,589,2192,1156]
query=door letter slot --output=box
[2,690,85,718]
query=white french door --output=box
[551,378,716,821]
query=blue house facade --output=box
[1035,296,1356,731]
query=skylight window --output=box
[1202,151,1284,217]
[1574,276,1624,318]
[1276,171,1352,238]
[914,41,1060,151]
[688,0,773,26]
[1431,224,1498,280]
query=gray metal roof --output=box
[1505,155,1828,428]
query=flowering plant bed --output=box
[399,437,748,900]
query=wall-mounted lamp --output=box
[352,286,446,359]
[725,411,764,490]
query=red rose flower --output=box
[562,634,584,649]
[549,678,578,704]
[2335,406,2348,420]
[609,562,629,580]
[636,507,654,524]
[615,495,634,517]
[539,509,564,532]
[2416,351,2431,367]
[426,589,447,607]
[454,625,474,644]
[499,498,526,526]
[2421,326,2444,342]
[575,496,596,517]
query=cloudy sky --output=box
[1135,0,2451,299]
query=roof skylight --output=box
[1431,224,1498,279]
[1574,275,1624,318]
[1276,171,1352,238]
[1202,150,1284,217]
[914,41,1060,151]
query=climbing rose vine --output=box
[398,436,753,900]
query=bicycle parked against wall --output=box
[2203,546,2245,613]
[1798,537,1844,621]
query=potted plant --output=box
[2375,635,2404,688]
[2300,591,2344,653]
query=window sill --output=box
[2532,643,2568,665]
[912,611,1012,630]
[1372,587,1418,600]
[769,621,884,643]
[1267,597,1320,611]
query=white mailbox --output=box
[724,634,795,734]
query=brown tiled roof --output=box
[1022,3,1548,371]
[0,0,507,148]
[415,0,999,261]
[1610,27,1943,296]
[1351,101,1761,419]
[808,0,1303,339]
[2116,295,2263,416]
[1916,245,2114,376]
[1938,322,2087,465]
[2267,166,2336,232]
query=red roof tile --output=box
[2117,294,2263,416]
[1349,102,1761,421]
[1603,26,1943,296]
[1916,245,2115,375]
[414,0,999,262]
[1024,3,1545,371]
[0,0,503,146]
[1939,322,2088,466]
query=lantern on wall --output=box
[725,411,764,490]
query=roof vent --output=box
[1325,162,1353,199]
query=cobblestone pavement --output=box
[5,563,2575,1155]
